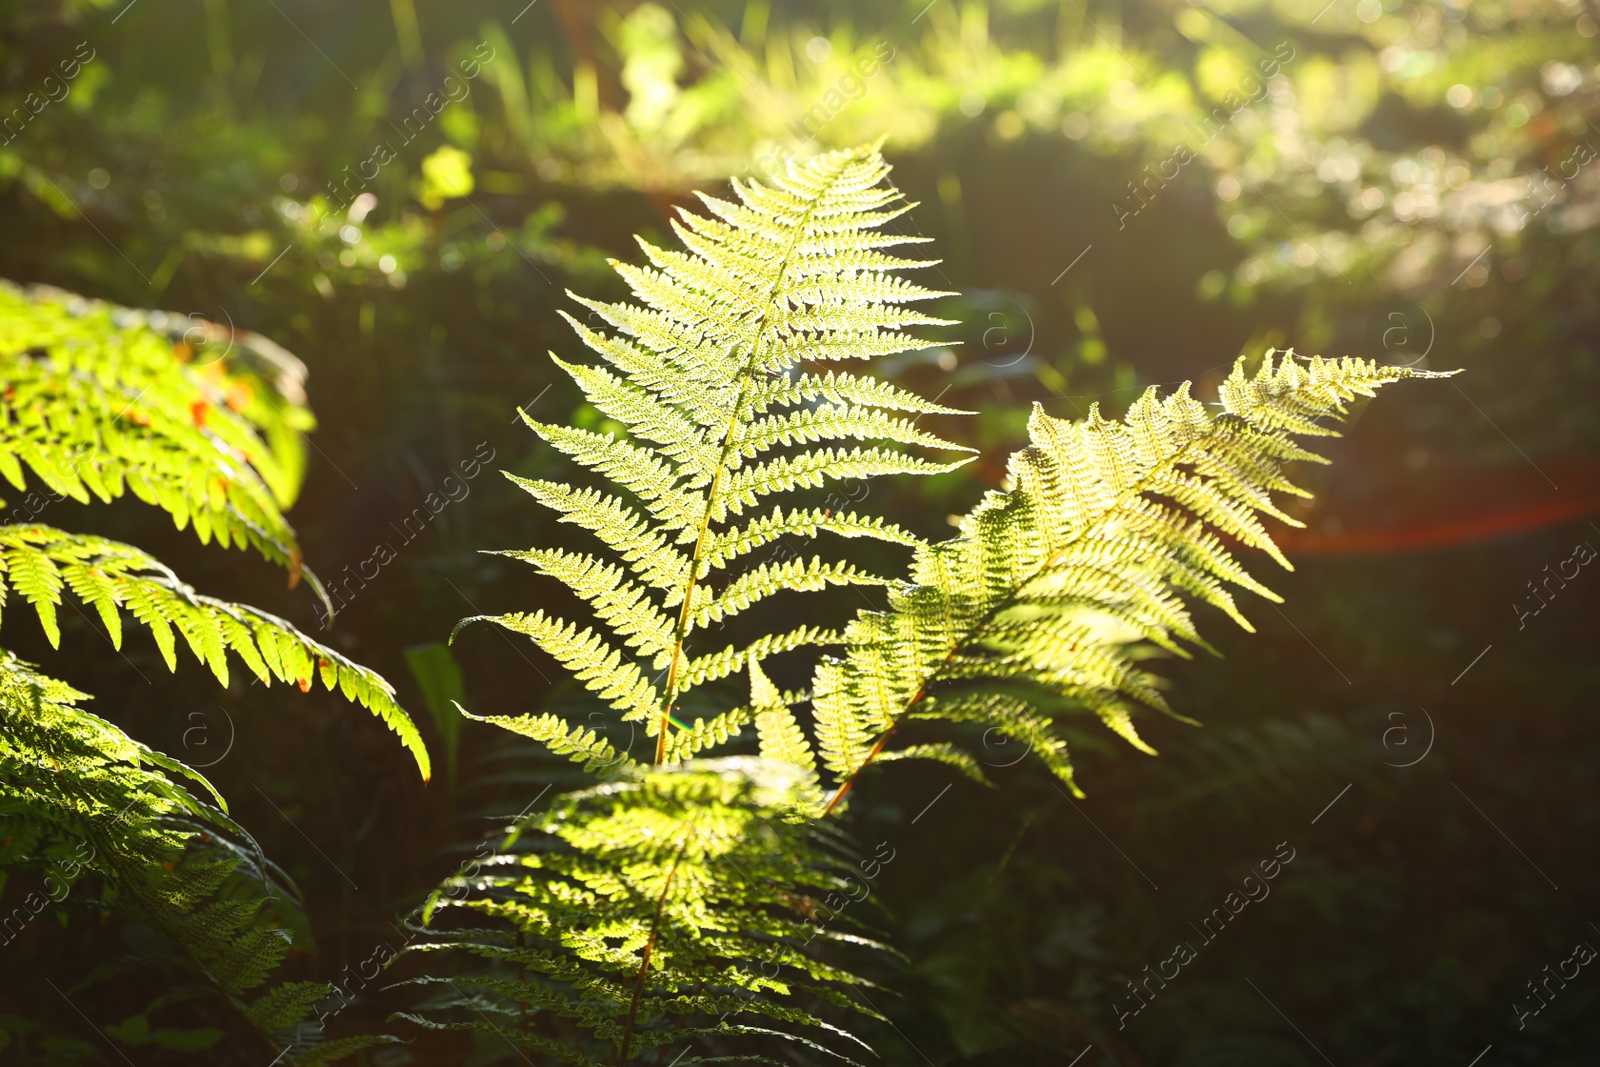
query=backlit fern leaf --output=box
[0,281,317,581]
[749,658,819,786]
[409,138,1454,1066]
[812,351,1452,803]
[458,705,639,777]
[0,523,429,779]
[393,759,884,1064]
[0,282,422,1062]
[459,144,969,766]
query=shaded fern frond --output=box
[0,523,429,780]
[0,281,316,578]
[0,650,339,1059]
[394,758,884,1064]
[468,144,970,763]
[813,351,1452,799]
[0,649,231,852]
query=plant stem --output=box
[618,842,688,1063]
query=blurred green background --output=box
[2,0,1598,1062]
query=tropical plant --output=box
[396,144,1447,1063]
[0,281,426,1062]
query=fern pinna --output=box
[413,144,1447,1063]
[1,282,425,1063]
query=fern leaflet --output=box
[0,523,429,779]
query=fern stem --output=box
[653,164,848,764]
[618,841,688,1063]
[821,723,897,815]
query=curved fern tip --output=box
[447,615,488,644]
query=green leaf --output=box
[812,351,1454,798]
[405,642,466,794]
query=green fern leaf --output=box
[0,281,317,580]
[0,524,430,780]
[812,350,1453,802]
[0,650,337,1047]
[749,658,819,781]
[458,704,639,776]
[393,759,883,1063]
[471,145,966,764]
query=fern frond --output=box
[245,982,336,1030]
[454,609,660,726]
[871,742,992,786]
[479,145,966,765]
[661,706,753,763]
[909,691,1078,791]
[679,624,841,690]
[731,404,967,459]
[504,477,691,592]
[0,649,229,844]
[746,369,968,417]
[492,548,677,658]
[1,281,418,1060]
[813,351,1453,801]
[715,446,964,521]
[0,524,429,780]
[702,506,923,572]
[393,758,882,1063]
[691,556,890,628]
[0,650,337,1052]
[0,281,315,577]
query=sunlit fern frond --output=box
[0,280,316,579]
[0,523,429,779]
[393,757,886,1065]
[812,351,1453,802]
[460,143,969,764]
